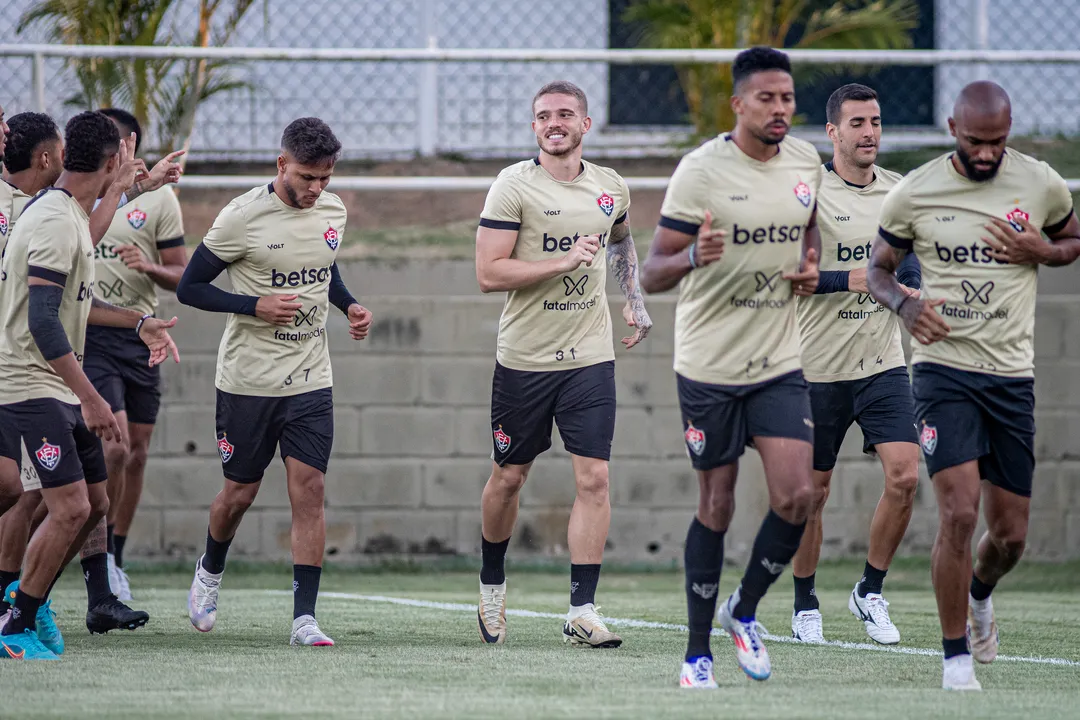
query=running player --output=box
[474,81,652,648]
[0,111,179,660]
[791,84,922,645]
[84,108,189,601]
[178,117,371,647]
[640,47,821,687]
[868,81,1080,690]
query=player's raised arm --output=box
[607,210,652,349]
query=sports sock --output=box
[732,510,806,620]
[943,635,969,659]
[113,534,128,569]
[293,564,321,619]
[81,553,113,608]
[107,524,115,556]
[201,527,232,575]
[970,573,995,602]
[569,564,601,608]
[858,561,888,597]
[42,567,64,602]
[479,536,510,586]
[684,517,725,661]
[3,589,41,635]
[0,569,19,611]
[793,572,818,612]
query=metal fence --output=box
[1,0,1078,160]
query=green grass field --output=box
[4,559,1080,719]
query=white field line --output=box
[264,589,1080,668]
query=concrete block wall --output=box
[125,261,1080,564]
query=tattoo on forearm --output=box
[80,517,109,558]
[607,222,641,302]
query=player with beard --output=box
[179,118,371,647]
[641,47,821,687]
[790,84,922,645]
[474,81,652,648]
[868,81,1080,690]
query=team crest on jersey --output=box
[793,180,812,208]
[0,210,8,236]
[324,226,340,250]
[217,434,235,463]
[35,439,61,471]
[919,422,938,456]
[684,422,706,456]
[596,191,615,217]
[126,208,147,230]
[1006,207,1029,232]
[493,425,511,453]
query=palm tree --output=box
[18,0,262,160]
[623,0,920,137]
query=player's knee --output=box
[103,440,130,470]
[291,471,325,506]
[222,483,259,514]
[774,482,815,522]
[54,495,92,530]
[991,525,1027,562]
[884,463,919,504]
[88,489,110,521]
[575,464,609,501]
[699,487,734,528]
[939,502,979,542]
[490,466,528,497]
[126,442,149,473]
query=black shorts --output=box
[84,325,161,425]
[809,367,918,472]
[215,388,334,483]
[912,363,1035,497]
[490,361,616,466]
[677,370,814,471]
[0,399,107,488]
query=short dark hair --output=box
[98,107,143,154]
[3,112,60,174]
[826,84,879,125]
[63,111,120,173]
[532,81,589,116]
[732,47,792,92]
[281,117,342,165]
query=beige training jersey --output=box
[878,150,1074,378]
[660,134,823,385]
[0,188,95,404]
[94,187,185,316]
[797,164,907,382]
[479,158,630,371]
[203,183,346,397]
[0,179,32,261]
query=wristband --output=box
[688,242,698,269]
[135,313,152,335]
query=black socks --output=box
[684,517,725,661]
[732,510,806,620]
[479,536,510,586]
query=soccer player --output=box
[178,118,371,647]
[640,47,822,687]
[790,84,922,645]
[0,111,179,660]
[473,81,652,649]
[868,81,1080,690]
[84,108,189,601]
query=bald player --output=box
[642,47,821,688]
[868,81,1080,690]
[178,117,371,647]
[791,84,922,645]
[474,80,652,649]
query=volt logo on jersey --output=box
[324,226,340,250]
[35,439,61,471]
[961,280,994,304]
[563,275,588,297]
[596,191,614,217]
[127,209,147,230]
[217,434,234,463]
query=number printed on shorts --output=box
[555,348,577,362]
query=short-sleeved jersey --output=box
[878,150,1074,378]
[0,188,95,404]
[797,164,906,382]
[0,179,33,261]
[203,183,346,397]
[660,134,823,386]
[479,158,630,371]
[93,187,185,316]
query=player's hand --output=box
[691,210,725,267]
[256,294,304,326]
[981,216,1049,265]
[112,133,143,191]
[620,297,652,349]
[138,316,181,366]
[899,297,950,345]
[115,244,153,274]
[347,303,372,341]
[848,267,869,294]
[562,234,601,271]
[140,149,185,192]
[784,248,819,296]
[81,392,122,443]
[901,285,921,299]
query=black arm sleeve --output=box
[176,244,259,316]
[328,263,358,316]
[896,252,922,290]
[28,284,73,361]
[814,270,849,294]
